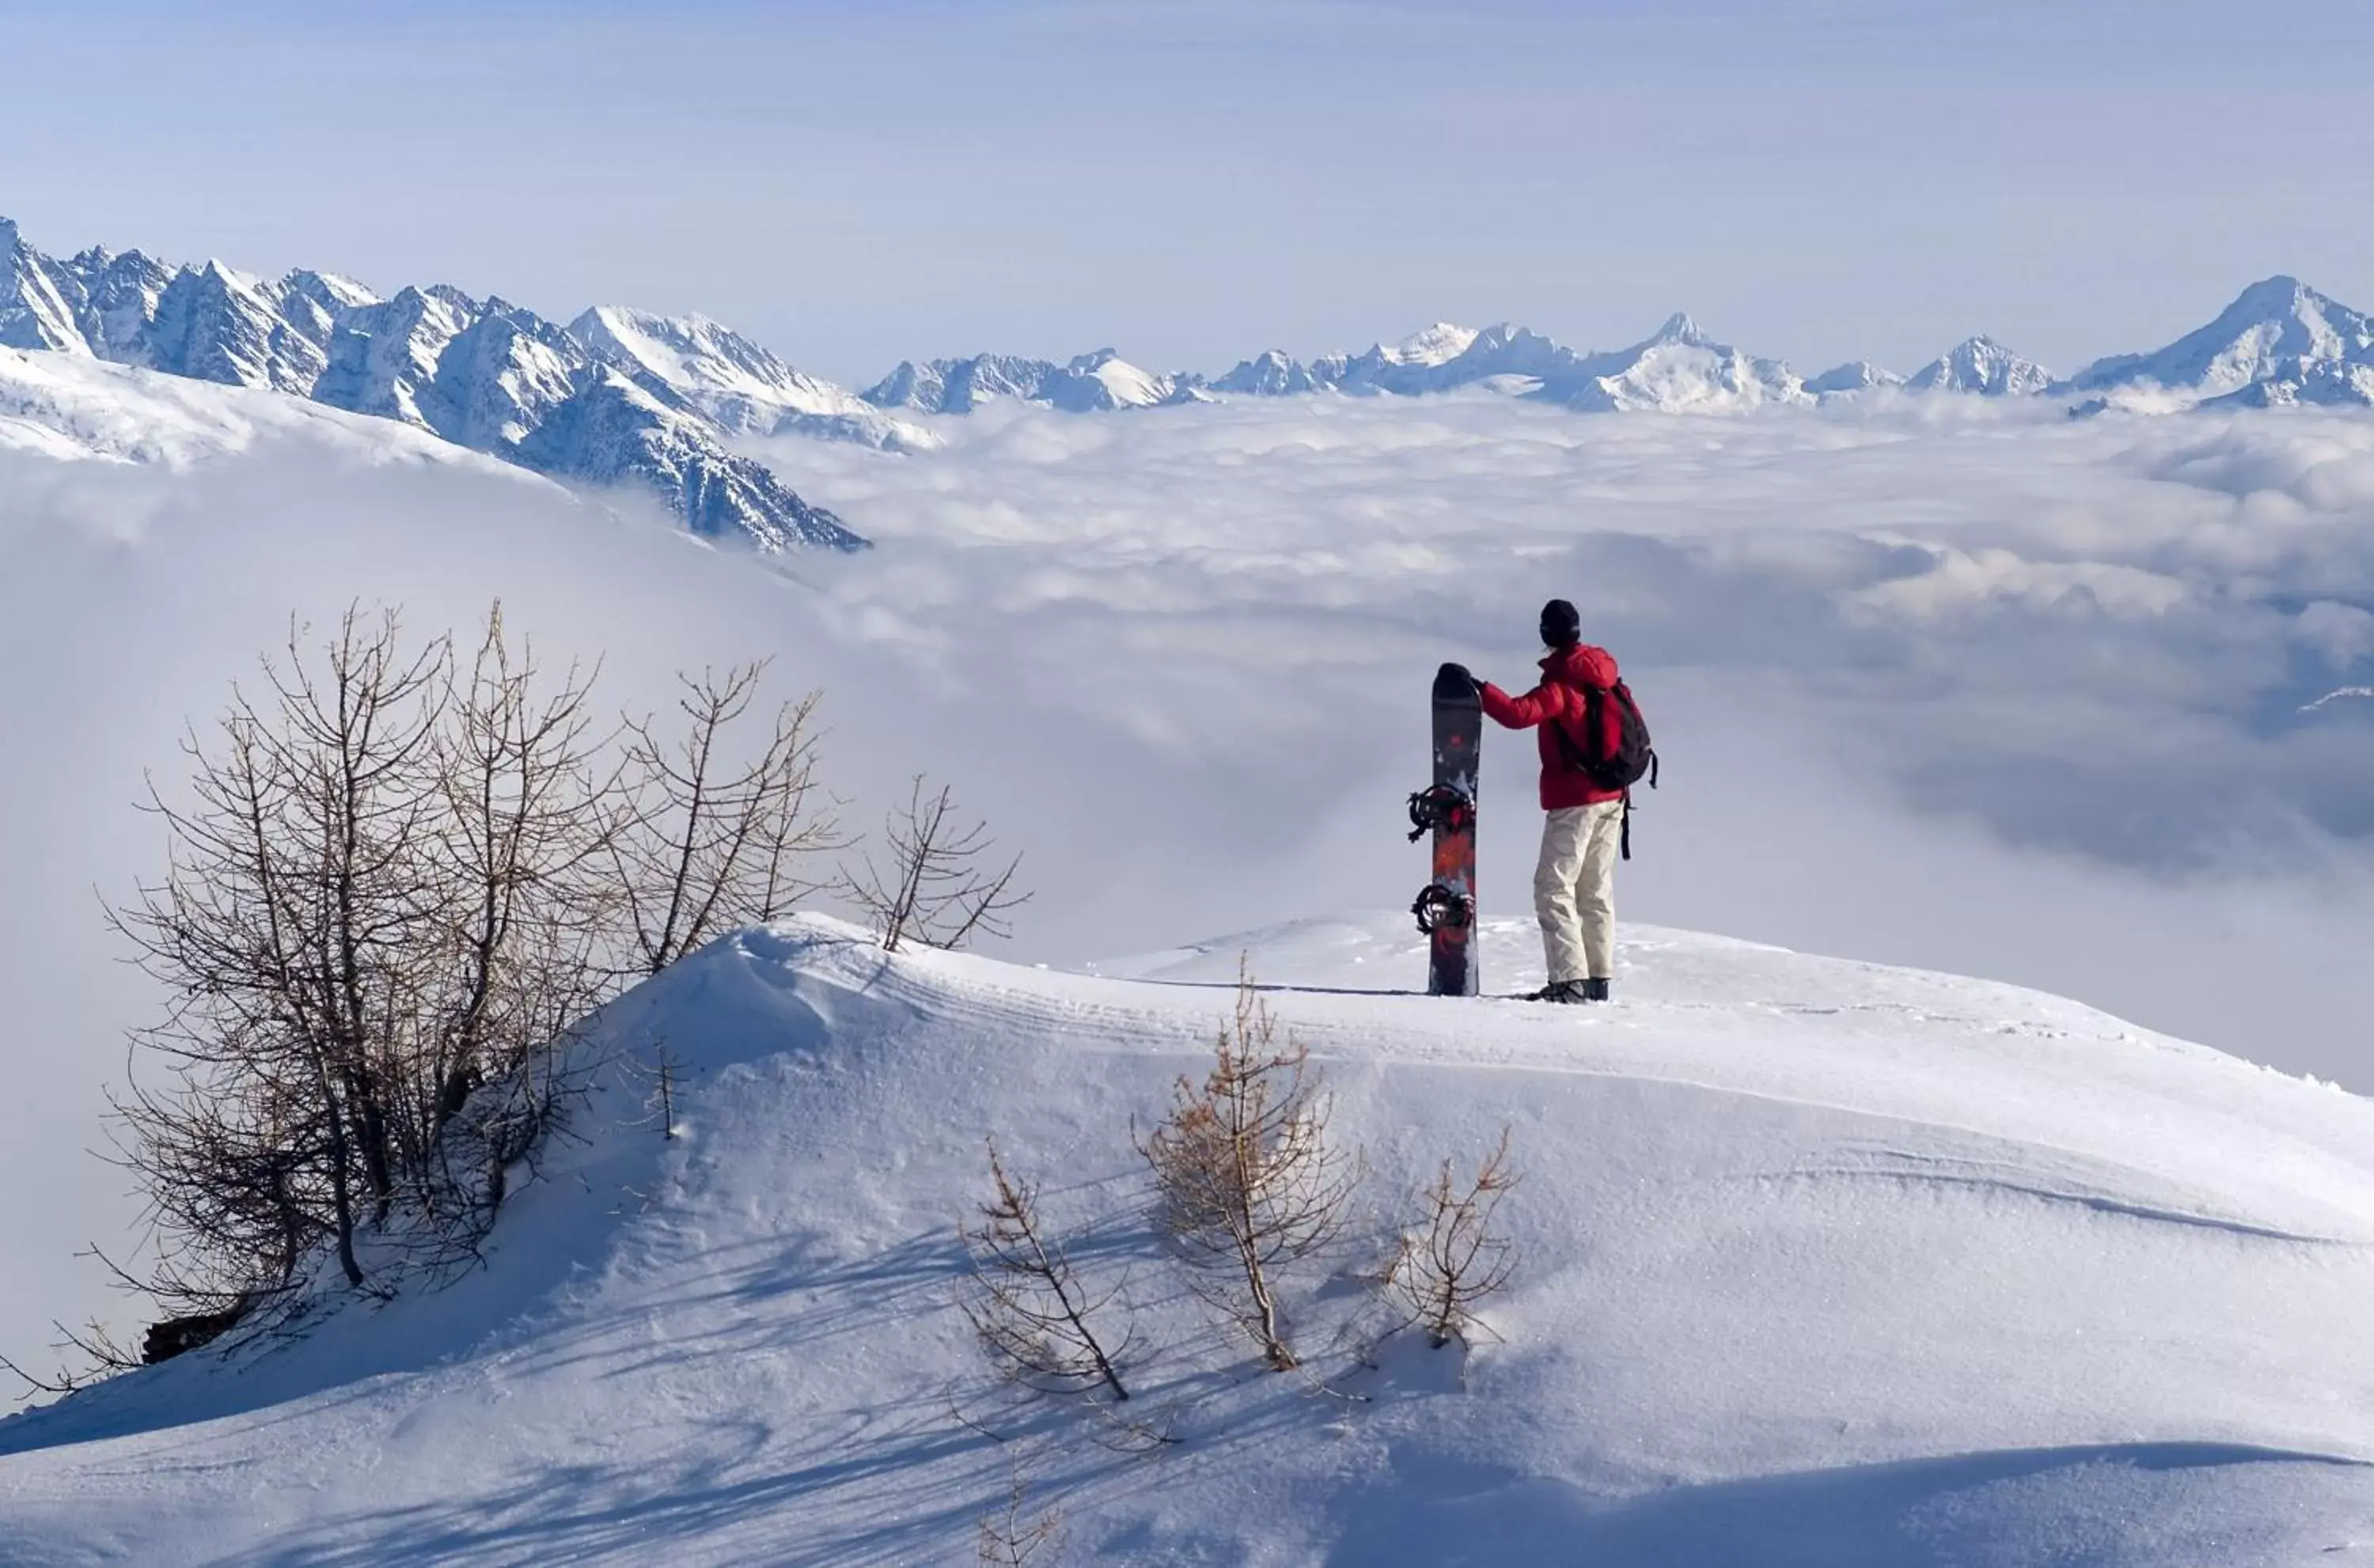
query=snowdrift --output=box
[4,912,2373,1566]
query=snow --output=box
[0,220,91,356]
[6,293,2374,1561]
[1906,335,2054,397]
[2066,276,2374,409]
[569,305,936,452]
[872,279,2374,421]
[4,910,2372,1564]
[862,347,1196,414]
[1806,359,1906,395]
[1386,321,1481,366]
[1557,314,1810,413]
[0,217,872,550]
[0,345,539,472]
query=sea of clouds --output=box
[2,388,2371,1372]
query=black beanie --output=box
[1539,598,1581,647]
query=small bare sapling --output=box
[841,776,1030,953]
[961,1139,1132,1403]
[977,1452,1066,1568]
[1390,1129,1521,1349]
[1140,973,1360,1371]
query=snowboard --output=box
[1410,662,1481,996]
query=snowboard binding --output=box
[1405,783,1475,843]
[1410,881,1473,935]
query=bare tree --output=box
[961,1138,1132,1403]
[1388,1129,1520,1350]
[841,775,1030,953]
[1139,973,1361,1371]
[104,604,705,1316]
[112,607,452,1296]
[610,664,835,975]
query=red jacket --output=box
[1480,644,1628,809]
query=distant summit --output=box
[1908,336,2054,397]
[2061,275,2374,410]
[863,348,1204,413]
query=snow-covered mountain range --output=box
[864,275,2374,420]
[863,347,1209,412]
[9,211,2374,508]
[0,218,884,551]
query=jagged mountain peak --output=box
[0,220,89,354]
[0,218,872,551]
[283,267,380,311]
[1385,321,1479,365]
[1648,310,1708,347]
[1907,335,2054,397]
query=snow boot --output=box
[1533,979,1590,1004]
[1582,978,1611,1002]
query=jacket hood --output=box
[1540,642,1617,687]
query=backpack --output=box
[1549,678,1659,857]
[1549,679,1657,792]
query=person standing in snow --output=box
[1457,599,1640,1005]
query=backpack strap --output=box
[1547,683,1601,775]
[1620,791,1633,862]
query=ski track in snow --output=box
[5,912,2374,1565]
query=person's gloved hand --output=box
[1443,661,1481,693]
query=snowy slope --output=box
[1805,358,1906,394]
[0,345,545,473]
[5,911,2372,1566]
[569,305,936,451]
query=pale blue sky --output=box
[4,0,2372,384]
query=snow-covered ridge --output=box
[5,910,2372,1563]
[0,218,874,552]
[873,275,2374,419]
[863,347,1210,413]
[0,345,555,472]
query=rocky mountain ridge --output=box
[0,219,871,551]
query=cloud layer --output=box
[750,390,2374,1072]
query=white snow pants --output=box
[1534,800,1623,986]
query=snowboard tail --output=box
[1416,662,1481,996]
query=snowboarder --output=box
[1455,600,1649,1005]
